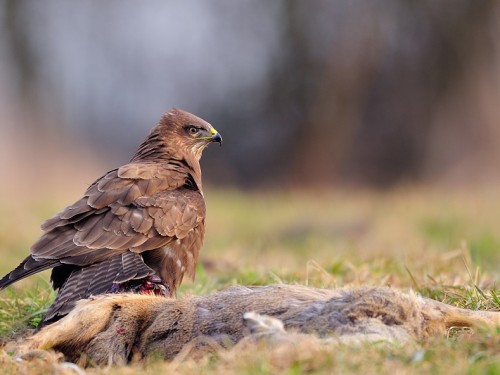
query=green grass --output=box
[1,187,500,374]
[0,285,53,338]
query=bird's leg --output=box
[109,276,170,297]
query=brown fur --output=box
[17,284,500,366]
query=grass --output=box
[1,186,500,374]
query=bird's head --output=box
[166,108,222,159]
[133,108,222,163]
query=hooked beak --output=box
[210,128,223,146]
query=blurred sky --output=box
[1,0,499,194]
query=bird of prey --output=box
[0,108,222,326]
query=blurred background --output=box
[1,0,500,191]
[1,0,500,283]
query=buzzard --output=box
[0,108,222,326]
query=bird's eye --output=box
[186,126,200,136]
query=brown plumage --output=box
[0,108,222,326]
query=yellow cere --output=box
[210,128,218,135]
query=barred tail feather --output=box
[40,252,155,327]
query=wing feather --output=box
[32,227,76,257]
[32,188,205,265]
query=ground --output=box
[1,186,500,374]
